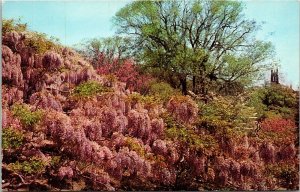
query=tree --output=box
[76,36,133,68]
[114,0,274,95]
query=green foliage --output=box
[24,31,61,54]
[12,103,43,128]
[73,81,110,98]
[2,127,24,150]
[103,74,118,85]
[2,19,60,54]
[8,158,46,174]
[2,18,27,34]
[247,88,268,119]
[124,137,145,156]
[50,156,61,167]
[148,82,180,103]
[162,113,217,150]
[127,93,160,106]
[198,96,256,134]
[247,84,297,120]
[114,1,273,94]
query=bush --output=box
[25,31,61,54]
[97,57,154,92]
[126,93,159,107]
[8,158,46,174]
[247,84,297,120]
[265,163,299,189]
[72,81,110,98]
[124,137,145,156]
[50,156,61,168]
[166,95,198,124]
[2,19,60,54]
[2,127,24,150]
[149,82,180,103]
[258,117,296,145]
[261,118,295,133]
[11,103,43,128]
[162,113,217,151]
[2,19,27,34]
[198,95,257,135]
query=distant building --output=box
[271,69,279,84]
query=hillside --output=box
[2,21,299,191]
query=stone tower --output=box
[271,69,279,84]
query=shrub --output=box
[8,158,46,174]
[2,19,60,54]
[198,95,257,135]
[248,84,297,120]
[259,118,296,145]
[50,156,61,167]
[11,103,43,128]
[24,31,61,54]
[149,82,180,103]
[2,19,27,34]
[97,57,154,92]
[162,113,216,151]
[261,118,296,133]
[124,137,145,156]
[265,163,299,189]
[167,95,198,124]
[198,99,233,133]
[72,81,110,98]
[2,127,24,150]
[103,74,118,86]
[126,93,159,107]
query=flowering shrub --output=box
[259,118,296,145]
[167,95,198,124]
[261,118,295,132]
[42,51,63,69]
[163,113,217,151]
[97,58,153,92]
[265,162,299,189]
[58,166,74,180]
[2,27,298,191]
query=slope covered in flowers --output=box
[2,22,299,191]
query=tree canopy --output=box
[114,0,274,95]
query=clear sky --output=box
[2,0,299,88]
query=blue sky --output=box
[3,0,299,88]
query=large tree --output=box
[114,0,274,95]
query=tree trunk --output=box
[192,76,196,93]
[180,77,188,95]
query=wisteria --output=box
[2,29,298,191]
[167,95,198,124]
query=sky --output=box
[2,0,299,88]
